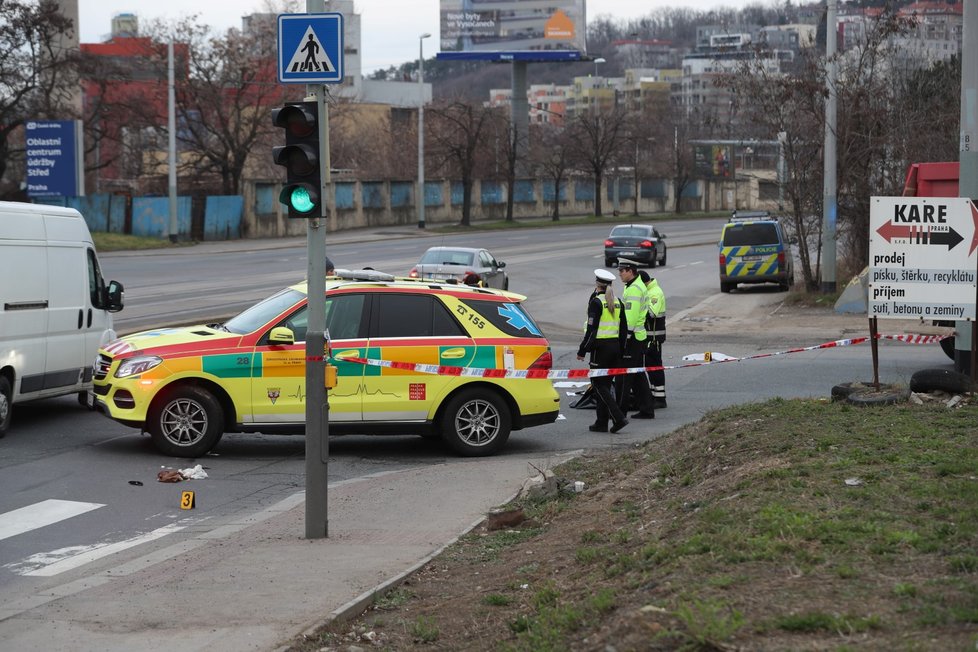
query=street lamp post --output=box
[593,57,606,78]
[417,32,431,229]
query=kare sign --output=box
[869,196,978,321]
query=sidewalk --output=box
[0,455,573,652]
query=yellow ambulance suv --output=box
[91,273,560,457]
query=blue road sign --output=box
[278,13,344,84]
[26,120,82,198]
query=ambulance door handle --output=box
[440,348,466,359]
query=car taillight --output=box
[777,251,786,268]
[639,240,653,248]
[408,268,419,278]
[529,350,553,370]
[719,252,727,268]
[603,239,614,246]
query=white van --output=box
[0,201,124,437]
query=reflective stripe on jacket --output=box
[621,279,648,341]
[645,278,666,342]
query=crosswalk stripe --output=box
[0,499,104,541]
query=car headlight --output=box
[115,355,164,378]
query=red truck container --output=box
[902,162,961,361]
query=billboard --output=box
[440,0,586,55]
[693,144,734,179]
[26,120,84,198]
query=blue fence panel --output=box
[362,182,384,209]
[481,181,504,205]
[63,194,110,232]
[681,181,702,198]
[641,179,667,198]
[451,181,465,206]
[575,180,595,201]
[108,195,127,233]
[390,181,413,208]
[203,196,243,240]
[131,196,191,238]
[542,180,566,202]
[605,181,633,200]
[513,179,535,203]
[255,183,277,214]
[335,182,355,209]
[424,181,442,207]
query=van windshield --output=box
[723,223,780,247]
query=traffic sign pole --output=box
[303,0,328,541]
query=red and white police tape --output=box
[339,332,949,380]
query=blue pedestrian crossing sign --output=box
[278,13,344,84]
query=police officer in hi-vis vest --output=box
[576,269,629,433]
[639,269,667,409]
[616,258,655,419]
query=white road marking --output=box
[6,523,187,577]
[0,500,104,542]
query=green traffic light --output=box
[290,186,315,213]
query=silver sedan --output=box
[408,246,509,290]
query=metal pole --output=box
[167,41,178,243]
[956,0,978,375]
[821,0,838,293]
[304,0,328,540]
[417,33,430,229]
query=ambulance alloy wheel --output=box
[441,388,511,456]
[0,375,11,438]
[148,385,224,457]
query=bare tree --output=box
[0,0,74,197]
[426,98,495,226]
[140,16,294,195]
[530,122,573,221]
[564,104,630,217]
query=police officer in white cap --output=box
[617,257,655,418]
[576,269,628,433]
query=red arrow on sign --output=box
[875,221,913,242]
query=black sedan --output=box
[408,246,509,290]
[603,224,667,267]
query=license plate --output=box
[740,255,762,262]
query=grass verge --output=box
[290,397,978,651]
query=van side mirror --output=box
[268,327,295,345]
[105,280,125,313]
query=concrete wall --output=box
[40,174,771,240]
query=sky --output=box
[77,0,759,75]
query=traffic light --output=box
[272,101,322,218]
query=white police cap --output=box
[617,257,641,269]
[594,269,615,284]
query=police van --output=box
[0,202,124,437]
[718,211,794,293]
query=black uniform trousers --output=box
[590,338,627,427]
[620,336,654,415]
[646,339,666,399]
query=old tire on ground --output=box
[148,385,225,457]
[846,386,910,407]
[831,381,878,402]
[441,388,511,457]
[0,375,11,438]
[909,368,973,395]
